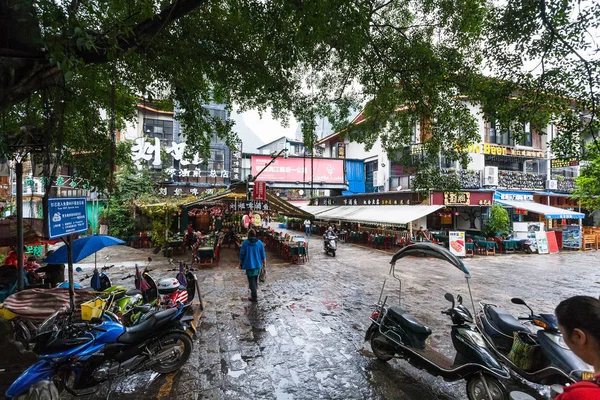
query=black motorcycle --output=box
[323,234,337,257]
[365,243,510,400]
[477,298,593,386]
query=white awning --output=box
[316,205,444,226]
[496,200,585,219]
[299,205,340,216]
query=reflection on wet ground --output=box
[10,227,600,399]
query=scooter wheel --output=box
[466,374,507,400]
[331,250,335,257]
[17,380,60,400]
[370,331,394,362]
[150,331,193,374]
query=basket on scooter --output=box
[507,331,543,371]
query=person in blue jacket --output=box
[239,229,266,302]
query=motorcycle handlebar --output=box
[122,275,133,280]
[518,317,531,320]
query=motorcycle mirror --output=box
[75,267,83,272]
[444,292,455,307]
[148,257,152,262]
[511,297,526,305]
[456,294,463,305]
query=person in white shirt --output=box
[304,219,311,236]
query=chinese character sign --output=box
[47,197,88,239]
[254,181,267,200]
[230,139,243,182]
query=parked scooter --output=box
[6,302,195,399]
[323,234,337,257]
[476,298,593,386]
[506,235,536,254]
[160,260,200,308]
[365,243,510,400]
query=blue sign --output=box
[48,197,88,239]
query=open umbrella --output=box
[44,235,125,265]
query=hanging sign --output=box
[449,231,466,257]
[254,181,267,201]
[551,158,579,169]
[47,197,88,239]
[337,142,346,158]
[230,139,243,182]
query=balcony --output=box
[556,177,576,193]
[498,171,546,190]
[440,169,481,189]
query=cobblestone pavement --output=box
[10,226,600,399]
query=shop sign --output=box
[251,156,344,184]
[48,197,88,239]
[449,231,466,257]
[314,193,415,206]
[478,200,492,206]
[551,158,579,169]
[515,208,528,215]
[337,142,346,158]
[457,143,544,158]
[230,139,243,181]
[253,181,266,201]
[535,232,549,254]
[227,200,269,212]
[497,193,534,201]
[444,192,470,206]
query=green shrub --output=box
[483,204,511,237]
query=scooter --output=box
[323,234,337,257]
[6,302,195,400]
[365,243,510,400]
[160,260,201,308]
[476,298,594,386]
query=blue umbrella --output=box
[45,235,125,265]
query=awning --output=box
[315,205,444,227]
[300,205,339,216]
[496,200,585,219]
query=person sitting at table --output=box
[24,256,40,273]
[416,226,430,241]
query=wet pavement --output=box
[7,227,600,399]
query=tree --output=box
[482,204,511,237]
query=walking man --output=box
[239,229,266,302]
[304,218,311,236]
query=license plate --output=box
[582,371,595,380]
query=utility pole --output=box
[247,148,288,200]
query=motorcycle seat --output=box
[485,306,528,336]
[125,289,143,296]
[117,308,178,344]
[133,304,152,314]
[387,307,432,335]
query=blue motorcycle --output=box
[6,303,195,399]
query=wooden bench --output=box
[583,234,597,250]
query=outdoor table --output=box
[476,240,496,255]
[195,246,215,266]
[465,242,475,256]
[287,243,300,263]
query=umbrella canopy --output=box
[44,235,125,264]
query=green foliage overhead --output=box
[0,0,598,194]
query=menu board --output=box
[449,231,466,257]
[562,225,582,249]
[535,232,549,254]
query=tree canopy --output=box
[0,0,598,193]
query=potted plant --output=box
[483,204,511,238]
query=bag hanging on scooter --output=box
[508,331,540,371]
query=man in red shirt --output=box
[555,296,600,399]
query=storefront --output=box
[494,191,584,225]
[430,190,495,232]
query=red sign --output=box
[253,181,266,200]
[251,156,344,184]
[515,208,528,215]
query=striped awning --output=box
[496,200,585,219]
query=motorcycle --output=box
[506,235,536,254]
[323,234,337,257]
[160,260,201,309]
[6,302,195,399]
[365,243,510,400]
[476,298,593,386]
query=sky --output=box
[232,106,299,144]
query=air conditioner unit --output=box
[546,180,558,190]
[482,166,498,186]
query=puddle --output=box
[266,324,278,337]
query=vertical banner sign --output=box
[47,197,88,239]
[535,232,549,254]
[546,231,560,253]
[253,181,267,200]
[230,139,243,182]
[449,231,466,257]
[337,142,346,158]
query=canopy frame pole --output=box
[64,234,75,312]
[16,159,24,291]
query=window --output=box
[365,160,378,193]
[143,119,174,141]
[489,121,532,147]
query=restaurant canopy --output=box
[496,200,585,219]
[314,205,444,227]
[299,205,339,216]
[0,217,45,246]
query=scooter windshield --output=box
[390,243,470,276]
